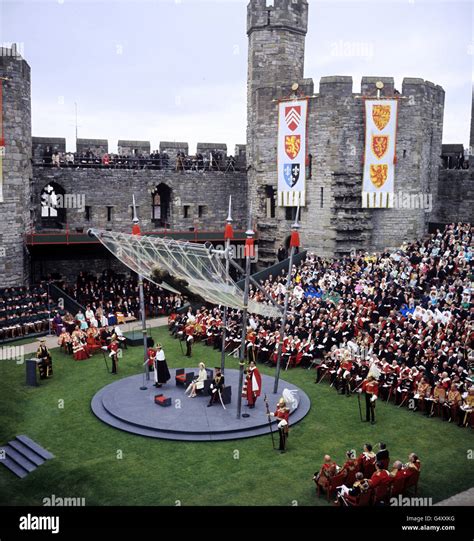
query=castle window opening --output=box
[265,185,276,218]
[152,184,171,227]
[198,205,207,218]
[183,205,190,219]
[40,182,66,226]
[306,153,312,179]
[320,187,324,208]
[106,206,113,222]
[285,206,297,221]
[85,206,91,221]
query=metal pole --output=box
[132,194,149,391]
[138,275,149,388]
[236,207,254,419]
[220,197,233,374]
[47,280,52,336]
[273,206,300,394]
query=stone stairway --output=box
[0,435,54,479]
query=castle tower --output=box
[0,45,32,286]
[246,0,309,264]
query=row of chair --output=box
[316,468,420,506]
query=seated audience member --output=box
[368,461,391,488]
[313,455,339,491]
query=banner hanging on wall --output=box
[362,99,398,209]
[277,98,308,207]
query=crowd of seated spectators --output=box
[0,285,56,341]
[64,269,183,321]
[169,223,473,429]
[53,308,128,361]
[313,442,421,505]
[38,147,239,172]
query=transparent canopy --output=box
[89,229,281,318]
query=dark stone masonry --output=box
[0,0,472,286]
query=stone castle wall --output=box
[435,168,474,224]
[246,0,447,263]
[0,48,32,287]
[32,166,248,233]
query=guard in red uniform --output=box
[359,375,378,424]
[268,397,290,453]
[108,337,119,374]
[338,355,353,396]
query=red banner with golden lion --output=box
[362,99,398,208]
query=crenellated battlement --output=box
[317,75,445,101]
[247,0,308,36]
[32,137,246,161]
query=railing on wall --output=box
[25,227,256,246]
[33,156,242,173]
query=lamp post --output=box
[273,206,300,394]
[236,205,254,419]
[220,196,233,374]
[131,195,149,391]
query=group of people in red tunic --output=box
[169,223,472,429]
[313,442,421,505]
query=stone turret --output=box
[246,0,309,264]
[0,45,32,286]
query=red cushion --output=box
[175,374,186,381]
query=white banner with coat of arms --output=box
[277,99,308,207]
[362,99,398,208]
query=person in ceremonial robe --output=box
[243,360,262,409]
[313,454,338,489]
[36,338,53,379]
[154,343,170,387]
[72,336,89,361]
[459,387,474,427]
[57,328,72,355]
[147,345,156,373]
[340,450,359,478]
[445,382,462,423]
[368,461,391,489]
[413,376,432,413]
[430,379,446,417]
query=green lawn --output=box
[0,327,472,506]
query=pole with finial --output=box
[273,204,300,394]
[220,196,234,374]
[236,203,254,419]
[131,194,149,390]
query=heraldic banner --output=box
[362,99,398,209]
[277,98,308,207]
